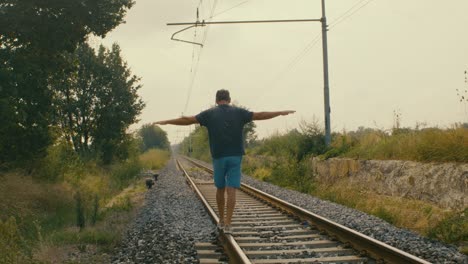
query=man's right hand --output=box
[281,110,296,116]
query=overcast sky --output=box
[99,0,468,144]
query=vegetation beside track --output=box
[0,144,170,264]
[180,121,468,253]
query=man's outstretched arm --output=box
[154,116,199,126]
[252,110,295,121]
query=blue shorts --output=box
[212,156,242,188]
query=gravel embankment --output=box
[112,156,467,264]
[112,158,217,264]
[190,158,467,264]
[242,176,467,264]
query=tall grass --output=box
[329,125,468,162]
[139,149,170,170]
[0,140,164,263]
[241,122,467,248]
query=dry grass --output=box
[0,173,75,263]
[338,126,468,162]
[139,149,170,170]
[312,179,450,234]
[0,173,75,235]
[0,149,159,263]
[243,154,466,250]
[33,178,148,264]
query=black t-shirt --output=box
[196,104,253,159]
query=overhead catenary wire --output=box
[182,0,219,114]
[329,0,376,30]
[256,34,321,104]
[212,0,251,18]
[183,2,203,114]
[260,0,378,94]
[181,0,378,114]
[329,0,368,26]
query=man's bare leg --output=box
[225,187,237,226]
[216,188,225,225]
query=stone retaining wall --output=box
[310,158,468,209]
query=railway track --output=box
[176,156,432,264]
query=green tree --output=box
[181,126,210,161]
[139,124,170,152]
[0,0,135,165]
[54,43,145,164]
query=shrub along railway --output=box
[176,156,431,264]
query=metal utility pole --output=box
[168,1,332,146]
[321,0,331,145]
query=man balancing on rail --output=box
[154,89,295,234]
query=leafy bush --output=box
[251,120,328,161]
[336,125,468,162]
[0,217,29,264]
[35,141,83,182]
[110,159,142,189]
[428,208,468,243]
[259,156,315,194]
[139,149,170,170]
[180,126,211,162]
[138,124,170,151]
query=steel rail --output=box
[176,159,252,264]
[182,156,432,264]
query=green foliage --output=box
[253,130,302,158]
[138,124,170,151]
[0,0,135,165]
[0,133,146,262]
[35,140,83,182]
[54,43,145,164]
[333,125,468,162]
[110,159,142,189]
[75,193,86,231]
[322,133,352,159]
[243,121,258,148]
[0,217,29,264]
[373,207,396,224]
[91,195,99,226]
[139,149,171,170]
[107,196,133,212]
[251,120,328,161]
[428,208,468,243]
[180,126,211,162]
[263,157,315,193]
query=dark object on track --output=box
[146,179,155,189]
[153,173,159,181]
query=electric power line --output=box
[212,0,250,18]
[329,0,368,25]
[183,0,377,114]
[329,0,376,30]
[182,0,219,114]
[259,0,378,96]
[258,34,321,101]
[183,2,203,114]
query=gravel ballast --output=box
[112,158,216,264]
[190,158,467,264]
[113,157,467,263]
[242,176,467,263]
